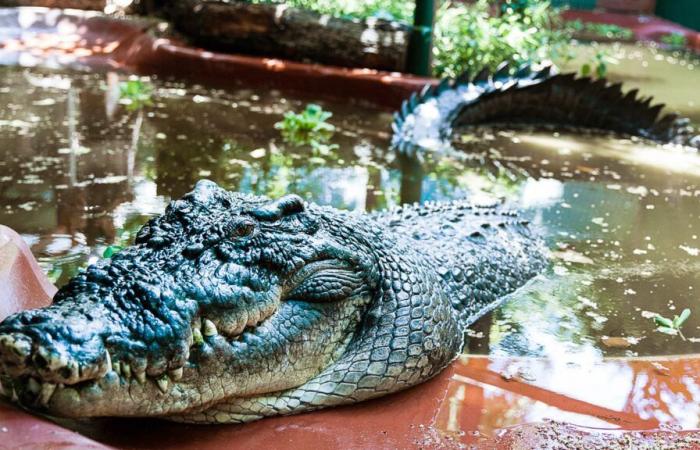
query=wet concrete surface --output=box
[2,225,700,449]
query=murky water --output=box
[1,43,699,361]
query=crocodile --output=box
[392,62,699,158]
[0,180,546,422]
[0,63,695,423]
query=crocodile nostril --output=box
[59,366,73,380]
[33,352,49,370]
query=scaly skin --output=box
[0,180,546,423]
[392,62,699,157]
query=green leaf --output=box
[305,104,322,116]
[657,326,678,335]
[654,315,674,328]
[581,63,590,76]
[103,245,123,259]
[674,308,691,328]
[595,62,607,78]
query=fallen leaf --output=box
[601,336,641,348]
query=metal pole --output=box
[406,0,436,76]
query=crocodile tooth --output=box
[192,327,204,346]
[39,383,57,407]
[169,367,183,381]
[134,368,146,384]
[0,381,10,398]
[113,361,121,376]
[156,376,169,393]
[122,363,132,380]
[193,317,202,330]
[27,377,40,394]
[103,350,112,374]
[203,319,218,337]
[11,388,18,402]
[47,353,66,371]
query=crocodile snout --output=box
[0,305,115,407]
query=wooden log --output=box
[159,0,412,72]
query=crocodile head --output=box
[0,180,394,421]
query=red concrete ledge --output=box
[121,37,434,110]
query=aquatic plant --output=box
[566,19,634,40]
[119,78,155,183]
[653,308,691,340]
[119,79,154,112]
[275,103,338,158]
[276,103,334,137]
[103,245,123,258]
[660,32,688,49]
[579,50,617,78]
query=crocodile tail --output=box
[391,61,699,157]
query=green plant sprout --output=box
[580,50,617,79]
[660,32,687,49]
[653,308,691,340]
[275,104,339,159]
[103,245,123,259]
[275,103,335,138]
[46,264,63,285]
[119,79,154,112]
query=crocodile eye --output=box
[230,219,255,238]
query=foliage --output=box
[46,263,64,285]
[431,0,570,78]
[579,49,617,78]
[275,103,335,138]
[566,19,634,40]
[119,79,154,112]
[251,0,570,78]
[249,0,413,22]
[653,308,691,340]
[103,245,123,258]
[274,103,338,160]
[660,32,688,49]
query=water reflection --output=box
[0,65,398,286]
[438,354,700,441]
